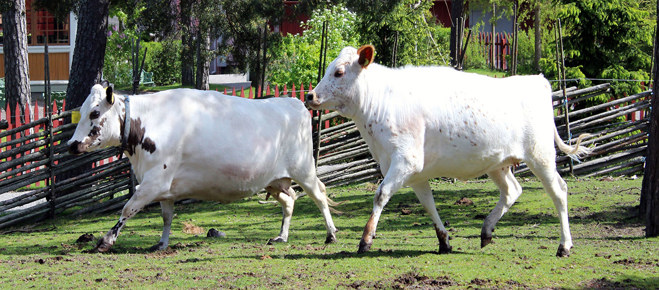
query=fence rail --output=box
[0,82,652,230]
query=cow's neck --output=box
[117,95,146,156]
[352,65,391,123]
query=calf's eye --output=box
[334,70,344,78]
[90,110,100,120]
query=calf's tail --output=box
[554,127,593,161]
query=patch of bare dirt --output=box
[339,272,458,289]
[580,277,643,289]
[455,197,474,206]
[182,221,204,235]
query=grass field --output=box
[0,177,657,288]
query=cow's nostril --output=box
[68,140,82,155]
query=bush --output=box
[268,4,359,86]
[143,40,181,86]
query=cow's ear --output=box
[357,45,375,69]
[101,80,110,88]
[106,86,115,105]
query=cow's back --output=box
[361,66,555,180]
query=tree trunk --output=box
[180,0,195,86]
[60,0,109,193]
[66,0,109,108]
[449,0,464,67]
[640,0,659,237]
[534,1,542,73]
[2,0,31,124]
[195,29,210,90]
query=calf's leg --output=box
[527,160,573,257]
[482,168,523,248]
[410,181,452,254]
[359,156,413,253]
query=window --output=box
[0,0,70,46]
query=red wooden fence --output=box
[0,83,332,190]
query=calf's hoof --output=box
[148,242,166,252]
[325,234,337,244]
[357,239,371,254]
[556,244,570,257]
[267,237,286,245]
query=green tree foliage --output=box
[551,0,653,93]
[268,4,359,86]
[345,0,449,67]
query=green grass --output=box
[0,177,656,288]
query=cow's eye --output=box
[334,70,344,78]
[90,110,100,120]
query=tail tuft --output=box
[554,128,593,161]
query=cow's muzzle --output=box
[305,91,321,109]
[68,140,85,155]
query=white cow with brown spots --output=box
[67,83,338,252]
[306,45,591,257]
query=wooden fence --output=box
[0,82,651,230]
[476,32,513,71]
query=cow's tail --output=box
[554,127,593,161]
[326,197,345,215]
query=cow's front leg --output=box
[358,156,415,253]
[148,200,175,251]
[95,176,169,253]
[410,181,452,254]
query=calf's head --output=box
[67,83,121,155]
[306,45,375,115]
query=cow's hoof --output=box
[267,237,286,245]
[325,234,337,244]
[207,228,226,238]
[556,244,570,257]
[439,243,453,254]
[357,239,371,254]
[148,242,165,252]
[94,240,112,253]
[480,234,493,248]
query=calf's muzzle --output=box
[305,91,321,109]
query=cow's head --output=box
[67,82,122,155]
[306,45,375,116]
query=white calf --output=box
[306,45,590,257]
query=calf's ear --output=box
[357,45,375,69]
[106,86,115,105]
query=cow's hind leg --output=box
[148,200,175,251]
[526,160,573,257]
[482,168,523,248]
[410,181,452,254]
[267,183,295,244]
[296,177,338,244]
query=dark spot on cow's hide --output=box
[142,137,157,153]
[89,126,101,137]
[120,117,157,155]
